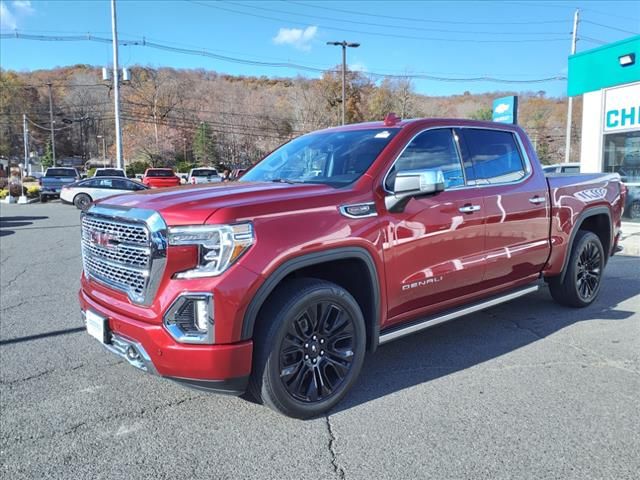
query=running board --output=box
[378,284,540,345]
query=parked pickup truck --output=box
[79,117,626,418]
[141,168,181,188]
[187,167,222,184]
[39,167,81,201]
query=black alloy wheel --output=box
[249,278,366,419]
[549,230,605,308]
[575,238,603,302]
[279,301,355,403]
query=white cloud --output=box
[273,26,318,51]
[13,1,35,15]
[0,2,17,29]
[349,62,367,73]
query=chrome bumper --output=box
[103,333,158,375]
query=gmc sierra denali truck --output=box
[79,117,626,418]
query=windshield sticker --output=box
[374,131,391,139]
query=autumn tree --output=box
[470,108,493,120]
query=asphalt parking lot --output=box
[1,201,639,479]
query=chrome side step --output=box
[378,284,540,345]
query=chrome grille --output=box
[81,211,164,304]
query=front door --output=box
[381,128,487,327]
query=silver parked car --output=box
[60,176,147,211]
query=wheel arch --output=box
[241,247,382,352]
[559,206,612,283]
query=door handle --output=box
[459,204,481,213]
[529,196,546,204]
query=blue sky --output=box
[1,0,638,97]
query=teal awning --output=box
[568,35,640,96]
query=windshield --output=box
[192,169,218,176]
[240,128,399,187]
[146,169,174,177]
[46,168,77,177]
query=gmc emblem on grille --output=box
[92,231,115,248]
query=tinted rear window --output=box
[46,168,77,177]
[462,129,526,184]
[192,169,218,176]
[146,170,174,177]
[95,169,125,177]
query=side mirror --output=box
[385,169,445,212]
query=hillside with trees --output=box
[0,65,581,174]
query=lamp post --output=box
[97,135,107,167]
[326,41,360,125]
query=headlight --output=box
[168,223,254,279]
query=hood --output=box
[98,181,337,225]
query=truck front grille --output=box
[81,209,167,305]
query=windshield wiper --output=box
[271,178,305,184]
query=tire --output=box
[73,193,92,211]
[549,230,605,308]
[40,194,48,203]
[629,200,640,220]
[249,278,366,419]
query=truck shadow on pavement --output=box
[334,271,638,414]
[0,215,48,236]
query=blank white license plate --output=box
[85,310,108,344]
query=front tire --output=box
[549,230,605,307]
[629,200,640,220]
[249,278,366,419]
[73,193,92,211]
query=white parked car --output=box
[187,167,221,184]
[542,162,581,174]
[60,176,148,211]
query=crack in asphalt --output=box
[325,415,346,480]
[1,266,28,291]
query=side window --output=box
[563,166,580,174]
[462,129,526,184]
[96,178,113,189]
[385,129,464,190]
[113,179,132,190]
[81,179,97,188]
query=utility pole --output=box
[565,9,579,163]
[46,83,56,165]
[111,0,123,170]
[183,137,187,162]
[97,135,107,167]
[23,114,29,172]
[327,41,360,125]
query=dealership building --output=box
[568,36,639,187]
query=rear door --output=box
[458,128,550,288]
[382,128,487,326]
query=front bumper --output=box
[79,288,252,394]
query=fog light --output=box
[163,293,214,344]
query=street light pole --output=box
[46,83,56,165]
[327,41,360,125]
[110,0,123,170]
[97,135,107,167]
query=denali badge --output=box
[402,276,443,291]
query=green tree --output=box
[125,160,151,177]
[41,140,54,169]
[470,108,493,121]
[192,122,217,165]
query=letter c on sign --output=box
[606,110,619,128]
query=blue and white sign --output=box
[604,83,640,132]
[492,96,518,124]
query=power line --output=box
[286,0,569,25]
[1,33,568,84]
[582,20,639,36]
[188,1,569,43]
[579,36,610,46]
[218,0,569,35]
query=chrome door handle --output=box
[459,204,481,213]
[529,196,546,204]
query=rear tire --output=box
[249,278,366,419]
[40,194,48,203]
[73,193,92,211]
[629,200,640,220]
[549,230,605,308]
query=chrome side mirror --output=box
[385,169,445,212]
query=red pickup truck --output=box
[141,168,181,188]
[79,117,626,418]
